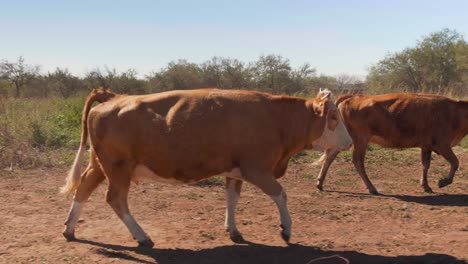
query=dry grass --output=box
[0,96,83,169]
[2,94,468,172]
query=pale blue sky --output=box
[2,0,468,78]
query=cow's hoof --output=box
[229,232,245,243]
[281,231,290,243]
[316,184,324,191]
[137,238,155,248]
[369,189,379,195]
[280,225,290,243]
[63,232,76,242]
[423,186,433,193]
[438,178,453,188]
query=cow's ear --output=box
[313,98,329,117]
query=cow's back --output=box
[87,89,287,181]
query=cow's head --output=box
[307,89,352,151]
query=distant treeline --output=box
[0,55,362,98]
[1,28,467,98]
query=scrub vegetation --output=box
[1,28,468,170]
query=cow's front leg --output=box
[225,178,243,242]
[271,189,291,242]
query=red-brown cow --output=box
[316,93,468,194]
[61,88,352,247]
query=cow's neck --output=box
[271,97,321,154]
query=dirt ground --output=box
[1,151,467,264]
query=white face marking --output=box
[312,105,352,151]
[317,88,332,100]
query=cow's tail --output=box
[60,88,117,195]
[312,153,327,166]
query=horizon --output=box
[2,0,468,78]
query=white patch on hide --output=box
[132,164,193,185]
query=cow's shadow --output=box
[325,190,468,207]
[75,239,465,264]
[385,193,468,207]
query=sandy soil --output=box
[0,151,467,264]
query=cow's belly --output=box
[131,164,242,184]
[369,135,421,148]
[131,164,194,184]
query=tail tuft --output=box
[60,146,85,194]
[60,88,116,196]
[311,153,326,166]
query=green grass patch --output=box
[291,150,322,164]
[301,173,315,180]
[458,137,468,149]
[338,145,421,166]
[0,96,84,169]
[194,176,225,187]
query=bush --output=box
[0,96,84,169]
[28,97,83,149]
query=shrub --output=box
[0,96,84,169]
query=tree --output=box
[253,55,292,94]
[0,56,40,97]
[220,58,254,89]
[335,74,361,88]
[47,68,82,98]
[112,69,145,94]
[84,67,117,90]
[289,63,316,95]
[147,60,203,91]
[367,29,468,94]
[452,38,468,95]
[200,57,223,87]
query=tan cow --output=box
[316,93,468,194]
[61,88,352,247]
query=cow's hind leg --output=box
[225,178,244,242]
[352,142,378,194]
[436,146,459,188]
[245,171,292,243]
[63,164,105,241]
[103,160,154,247]
[420,148,433,192]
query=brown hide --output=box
[88,88,330,183]
[339,93,468,149]
[61,88,351,247]
[317,92,468,194]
